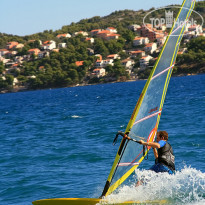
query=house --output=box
[107,54,120,59]
[38,51,50,59]
[156,36,166,46]
[28,48,41,56]
[74,31,88,37]
[95,60,104,67]
[90,29,101,36]
[95,54,102,61]
[140,55,153,69]
[41,40,56,50]
[106,27,117,33]
[92,68,106,78]
[87,48,94,55]
[129,24,141,31]
[95,59,114,67]
[0,49,9,56]
[13,78,19,86]
[75,61,84,66]
[103,59,114,66]
[121,58,135,69]
[105,34,120,40]
[129,50,145,58]
[15,43,24,49]
[56,33,71,38]
[58,43,67,48]
[6,41,19,50]
[96,30,111,39]
[133,37,149,46]
[144,43,157,54]
[85,37,94,43]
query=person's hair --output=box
[157,131,168,140]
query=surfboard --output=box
[32,198,167,205]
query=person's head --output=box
[156,131,168,142]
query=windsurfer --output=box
[139,131,175,174]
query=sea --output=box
[0,74,204,205]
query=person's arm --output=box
[153,148,158,159]
[139,140,160,148]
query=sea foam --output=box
[104,166,205,204]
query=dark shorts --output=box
[149,163,174,174]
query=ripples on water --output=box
[0,75,204,204]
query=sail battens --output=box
[151,64,174,80]
[133,110,162,126]
[118,162,140,167]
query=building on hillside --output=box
[75,61,84,66]
[74,31,88,37]
[107,54,120,59]
[133,37,149,46]
[144,43,157,54]
[90,29,102,36]
[129,50,145,58]
[105,34,120,40]
[28,48,41,56]
[0,49,9,56]
[106,27,117,33]
[91,68,106,78]
[139,55,153,69]
[96,30,111,39]
[95,54,102,61]
[6,42,19,50]
[41,40,56,50]
[58,43,67,48]
[56,33,71,38]
[38,51,50,59]
[85,37,94,43]
[15,43,24,49]
[129,24,141,31]
[87,48,94,55]
[95,59,114,67]
[121,58,135,69]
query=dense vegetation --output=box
[0,0,204,91]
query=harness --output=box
[157,142,175,171]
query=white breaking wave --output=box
[71,115,82,118]
[104,166,205,204]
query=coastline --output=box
[0,72,201,94]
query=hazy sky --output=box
[0,0,194,36]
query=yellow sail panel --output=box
[101,0,196,197]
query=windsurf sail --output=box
[101,0,196,197]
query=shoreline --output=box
[0,73,202,94]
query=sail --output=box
[101,0,196,197]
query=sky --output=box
[0,0,196,36]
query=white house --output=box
[140,55,153,69]
[144,43,157,54]
[95,59,114,67]
[0,49,9,56]
[85,37,94,43]
[92,68,106,78]
[58,43,67,48]
[41,40,56,50]
[106,27,117,33]
[133,37,149,46]
[56,33,71,38]
[107,54,120,59]
[129,50,145,58]
[74,31,88,37]
[121,58,135,69]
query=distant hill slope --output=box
[0,1,204,46]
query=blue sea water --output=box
[0,74,204,205]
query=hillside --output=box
[0,1,204,93]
